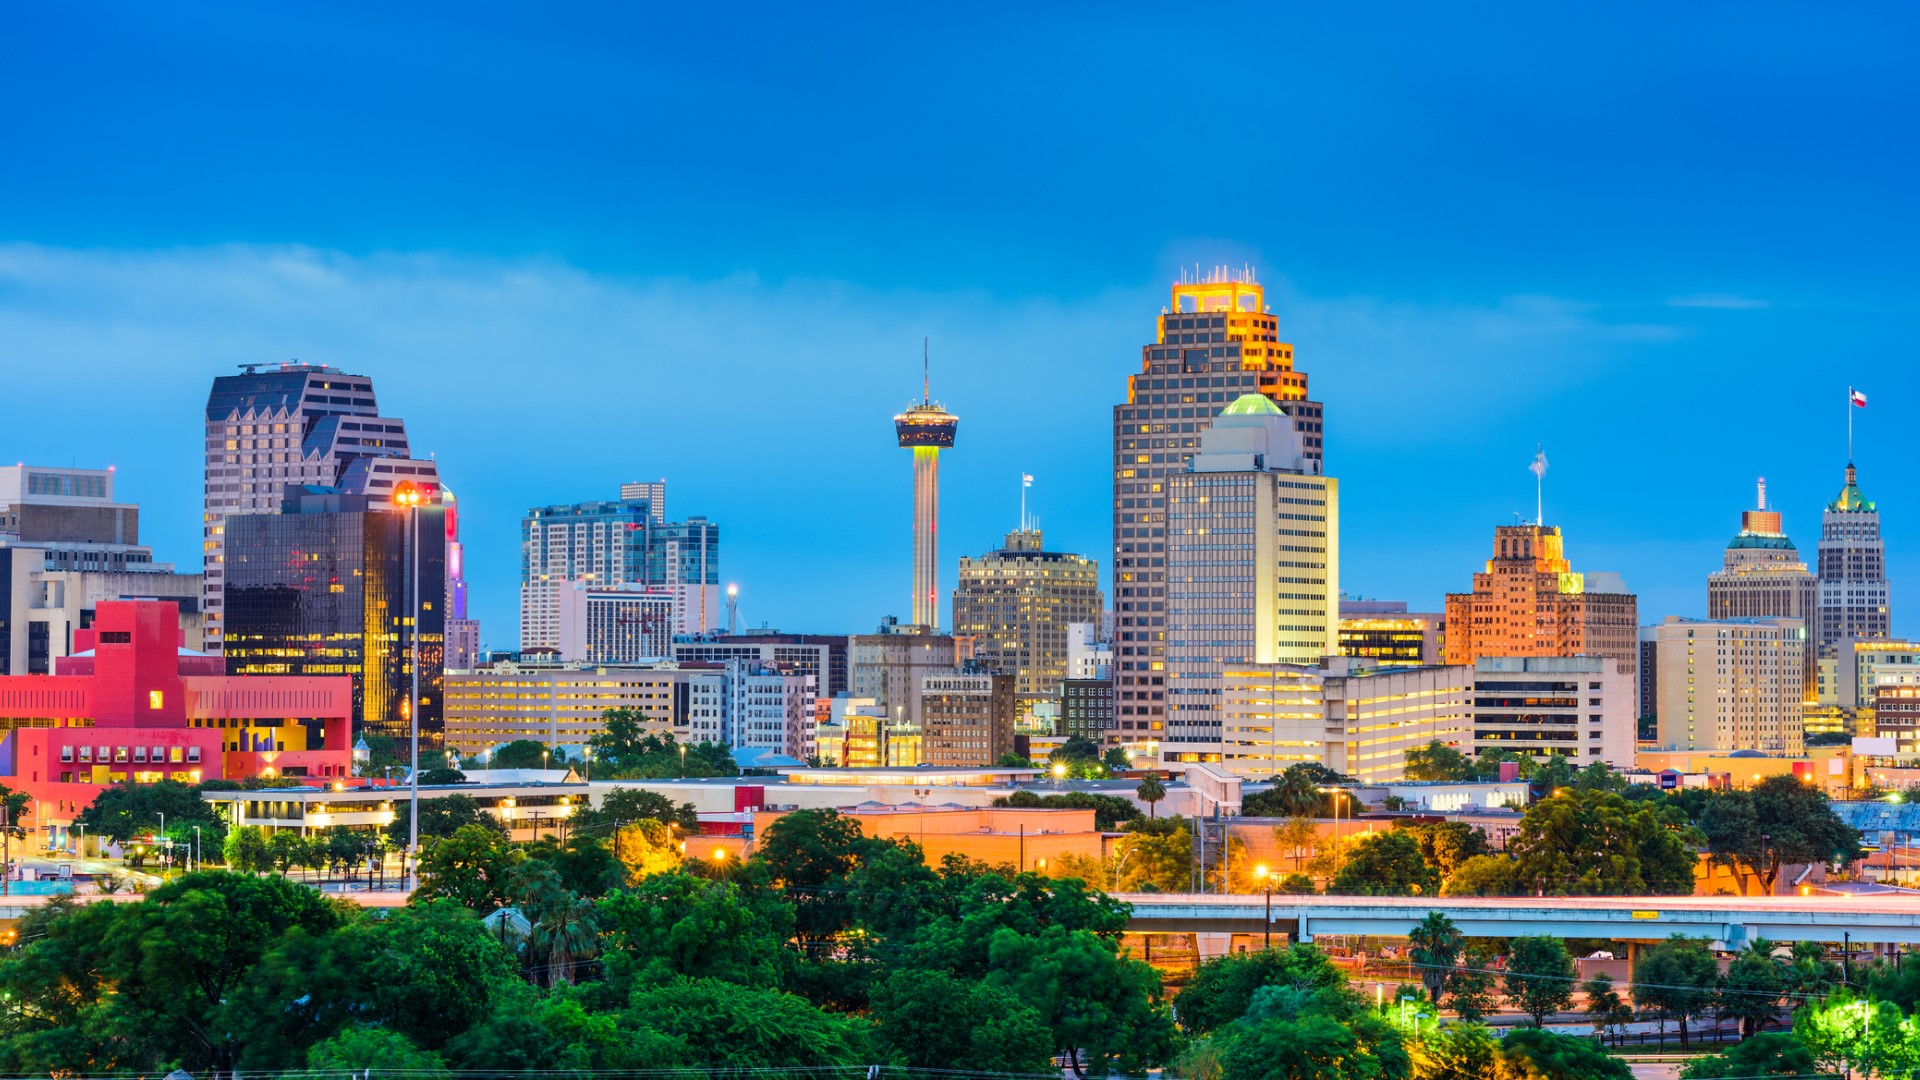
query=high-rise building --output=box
[1472,656,1636,764]
[203,363,444,652]
[1651,616,1807,754]
[1709,479,1817,628]
[1161,395,1337,763]
[1112,270,1325,749]
[919,670,1015,766]
[1221,658,1473,781]
[671,632,850,698]
[1443,524,1638,675]
[684,663,817,760]
[0,466,201,674]
[849,623,964,728]
[1337,599,1443,668]
[952,528,1103,714]
[619,480,667,523]
[895,366,958,629]
[519,488,719,648]
[1817,463,1891,656]
[556,584,675,664]
[222,488,446,744]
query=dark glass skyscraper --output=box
[223,489,446,744]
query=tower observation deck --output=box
[895,358,958,629]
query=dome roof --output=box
[1221,393,1284,417]
[1728,533,1797,551]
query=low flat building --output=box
[1472,655,1636,764]
[752,805,1102,873]
[1221,659,1473,781]
[441,660,701,755]
[203,776,591,841]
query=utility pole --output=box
[2,801,9,897]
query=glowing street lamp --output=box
[1254,864,1273,948]
[392,480,424,893]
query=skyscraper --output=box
[1817,463,1890,655]
[1161,395,1338,763]
[1652,616,1807,754]
[519,487,719,648]
[951,528,1103,716]
[895,359,958,629]
[223,488,446,744]
[1709,479,1816,627]
[1112,269,1324,748]
[202,363,444,652]
[1443,524,1638,674]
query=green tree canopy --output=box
[1407,911,1463,1001]
[386,793,507,848]
[870,968,1055,1073]
[72,779,220,846]
[1173,944,1358,1036]
[1504,935,1576,1026]
[412,823,524,910]
[1680,1031,1821,1078]
[1635,935,1723,1047]
[992,788,1142,830]
[1695,775,1863,894]
[1330,829,1440,896]
[1507,788,1698,895]
[1403,740,1475,782]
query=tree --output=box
[870,968,1054,1073]
[72,779,219,847]
[1136,774,1168,817]
[611,819,684,882]
[1406,822,1493,878]
[1274,816,1321,875]
[304,1027,446,1075]
[417,767,467,785]
[386,793,507,847]
[570,785,699,836]
[1504,935,1576,1026]
[1112,817,1194,891]
[1507,788,1697,895]
[597,871,795,987]
[411,823,523,910]
[1696,776,1864,895]
[1330,830,1440,895]
[1411,1022,1501,1080]
[1403,740,1474,782]
[753,808,883,941]
[1718,939,1786,1038]
[1173,944,1357,1035]
[1680,1031,1821,1078]
[266,828,308,875]
[520,833,625,898]
[1407,912,1464,1001]
[487,739,553,770]
[993,788,1142,830]
[622,977,872,1069]
[1220,1011,1410,1080]
[1583,972,1633,1043]
[1244,764,1343,817]
[1497,1027,1632,1080]
[1446,942,1503,1022]
[1783,940,1840,1001]
[986,925,1175,1077]
[225,823,271,873]
[1635,935,1722,1047]
[510,862,598,987]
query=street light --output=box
[192,826,201,873]
[1318,787,1350,883]
[392,480,425,895]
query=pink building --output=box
[0,599,353,837]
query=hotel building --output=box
[1651,616,1807,754]
[952,528,1103,718]
[1443,524,1637,675]
[1817,463,1891,656]
[1221,658,1471,781]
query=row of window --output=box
[61,744,202,764]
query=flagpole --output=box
[1020,474,1027,532]
[1849,386,1854,461]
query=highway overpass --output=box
[1119,892,1920,950]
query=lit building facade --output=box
[1162,395,1337,763]
[1059,677,1114,742]
[1066,622,1113,680]
[1472,656,1636,764]
[673,633,850,698]
[919,670,1015,767]
[849,625,963,728]
[951,528,1103,714]
[895,379,958,629]
[1112,270,1325,751]
[0,599,353,834]
[1221,659,1472,781]
[1817,463,1891,656]
[685,664,818,760]
[203,363,444,652]
[1443,524,1638,675]
[519,489,719,649]
[1337,599,1443,668]
[222,489,446,744]
[1709,479,1817,625]
[556,584,675,664]
[1651,616,1807,754]
[441,660,698,755]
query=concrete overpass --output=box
[1120,893,1920,950]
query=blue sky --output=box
[3,5,1917,646]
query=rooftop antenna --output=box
[1757,476,1767,511]
[923,337,930,405]
[1529,446,1549,526]
[1020,473,1034,531]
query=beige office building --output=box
[442,661,697,756]
[848,626,964,727]
[1162,394,1337,764]
[1221,658,1471,781]
[1652,616,1807,754]
[951,528,1102,715]
[919,670,1016,767]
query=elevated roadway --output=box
[1119,892,1920,949]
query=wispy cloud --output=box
[0,243,1693,636]
[1668,293,1770,310]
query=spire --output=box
[1756,476,1767,511]
[923,337,930,405]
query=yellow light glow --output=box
[149,690,164,709]
[1255,864,1270,879]
[711,848,728,861]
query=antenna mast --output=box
[923,337,930,405]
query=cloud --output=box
[0,243,1692,639]
[1668,293,1770,310]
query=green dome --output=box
[1729,533,1796,551]
[1221,393,1283,417]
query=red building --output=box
[0,599,353,840]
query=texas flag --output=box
[1852,389,1869,408]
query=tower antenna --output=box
[923,337,930,405]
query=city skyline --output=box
[3,6,1917,646]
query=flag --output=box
[1851,389,1868,408]
[1022,474,1034,486]
[1529,449,1548,480]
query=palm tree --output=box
[1406,911,1464,1001]
[1136,774,1168,819]
[515,864,600,987]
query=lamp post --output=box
[158,812,166,873]
[393,481,424,894]
[680,743,688,778]
[1318,787,1349,884]
[193,825,201,873]
[1760,832,1771,894]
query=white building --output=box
[1474,656,1636,764]
[1651,616,1807,754]
[683,663,816,759]
[555,584,674,664]
[1163,395,1338,764]
[1221,658,1472,781]
[1066,621,1113,680]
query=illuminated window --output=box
[149,690,164,710]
